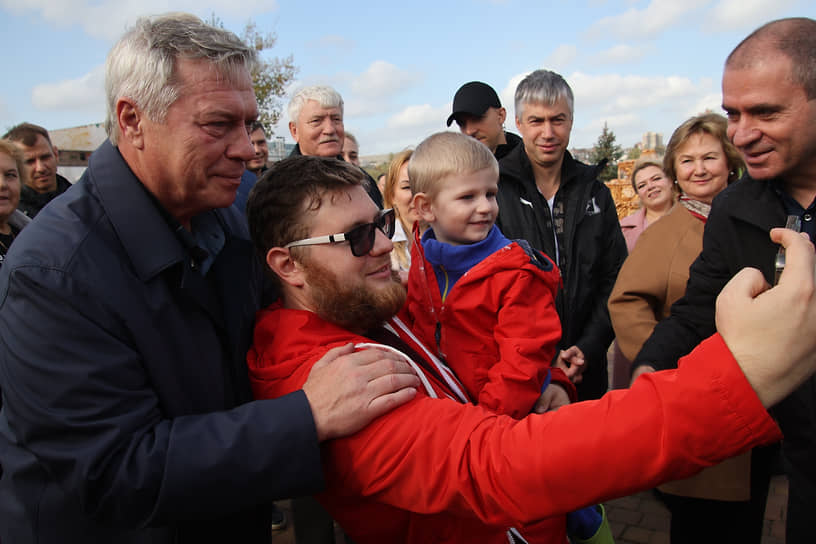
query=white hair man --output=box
[0,14,418,543]
[288,85,383,208]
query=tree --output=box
[589,122,624,181]
[208,15,297,136]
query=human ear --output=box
[412,192,436,223]
[266,247,306,288]
[117,98,145,149]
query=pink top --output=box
[619,207,649,252]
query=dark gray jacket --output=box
[0,141,324,543]
[497,146,627,400]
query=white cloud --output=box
[31,64,106,116]
[569,72,704,113]
[705,0,800,32]
[585,0,711,40]
[685,92,724,118]
[593,44,646,65]
[0,0,279,41]
[350,61,421,100]
[356,104,453,155]
[543,44,578,72]
[386,104,448,130]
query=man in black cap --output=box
[447,81,521,160]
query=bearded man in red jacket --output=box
[245,155,816,544]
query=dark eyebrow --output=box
[745,103,784,115]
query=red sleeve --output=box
[322,333,781,526]
[478,268,564,416]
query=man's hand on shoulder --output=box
[302,344,420,441]
[716,228,816,408]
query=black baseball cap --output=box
[446,81,502,127]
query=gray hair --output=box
[288,85,344,125]
[514,69,574,118]
[105,12,257,145]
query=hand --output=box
[533,383,571,413]
[716,228,816,408]
[630,364,656,387]
[302,344,420,441]
[554,345,586,384]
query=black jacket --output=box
[289,144,383,208]
[18,173,72,218]
[497,146,627,399]
[633,175,816,492]
[494,131,522,161]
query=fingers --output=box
[366,386,418,419]
[716,227,816,407]
[309,343,356,370]
[303,346,421,442]
[717,268,769,309]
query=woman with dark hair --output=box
[609,113,773,543]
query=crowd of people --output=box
[0,11,815,544]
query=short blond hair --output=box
[408,132,498,197]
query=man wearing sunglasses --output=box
[245,155,816,544]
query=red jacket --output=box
[405,229,575,418]
[247,303,781,544]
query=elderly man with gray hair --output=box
[497,69,627,401]
[0,13,419,543]
[288,84,383,208]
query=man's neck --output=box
[492,131,507,153]
[530,154,564,200]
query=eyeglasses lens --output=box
[348,210,396,257]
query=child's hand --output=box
[533,383,571,413]
[554,345,586,384]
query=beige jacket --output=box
[608,203,751,501]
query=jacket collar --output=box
[720,176,786,232]
[86,140,188,282]
[500,146,603,192]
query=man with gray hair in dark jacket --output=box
[497,69,627,401]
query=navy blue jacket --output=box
[0,141,324,543]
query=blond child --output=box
[402,132,611,544]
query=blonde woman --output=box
[383,149,420,279]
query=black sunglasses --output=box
[285,208,396,257]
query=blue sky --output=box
[1,0,813,155]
